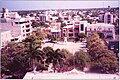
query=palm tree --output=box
[42,47,65,72]
[23,35,44,71]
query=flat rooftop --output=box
[23,72,118,79]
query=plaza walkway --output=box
[42,41,87,54]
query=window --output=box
[23,30,25,32]
[75,33,78,37]
[81,24,84,31]
[22,26,24,28]
[90,28,91,31]
[69,30,73,32]
[26,25,30,28]
[107,15,111,23]
[26,29,30,32]
[26,33,30,36]
[15,22,19,24]
[63,34,65,36]
[75,28,79,30]
[63,30,66,32]
[23,34,25,37]
[11,39,15,41]
[69,34,73,36]
[15,38,18,41]
[94,28,96,31]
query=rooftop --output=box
[23,71,118,79]
[88,23,114,27]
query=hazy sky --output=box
[0,1,119,11]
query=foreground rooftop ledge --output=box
[23,72,119,79]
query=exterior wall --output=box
[87,23,115,39]
[39,16,46,22]
[13,17,32,40]
[74,21,79,37]
[0,17,33,42]
[104,12,113,24]
[79,21,88,34]
[99,12,114,24]
[0,30,12,47]
[8,12,21,19]
[62,20,88,39]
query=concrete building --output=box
[0,29,12,47]
[99,12,114,24]
[61,21,115,40]
[39,14,46,22]
[62,20,88,39]
[49,22,61,36]
[12,17,33,40]
[1,8,21,19]
[0,17,33,42]
[87,23,115,39]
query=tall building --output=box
[39,14,46,22]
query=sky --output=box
[0,1,119,11]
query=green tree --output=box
[74,50,90,71]
[42,47,65,72]
[23,35,44,70]
[35,29,46,40]
[1,54,12,75]
[31,22,40,28]
[78,33,86,42]
[86,32,119,73]
[90,50,118,73]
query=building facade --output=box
[62,20,88,39]
[99,12,114,24]
[87,23,115,39]
[0,29,12,47]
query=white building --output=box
[87,23,115,39]
[0,17,33,42]
[0,29,12,48]
[13,17,33,40]
[99,12,114,24]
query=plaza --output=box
[42,41,87,54]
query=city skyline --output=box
[0,1,119,11]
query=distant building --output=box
[99,12,114,24]
[87,23,115,39]
[39,14,46,22]
[1,8,21,19]
[0,17,33,42]
[61,20,88,39]
[13,17,33,39]
[61,21,115,40]
[0,29,12,47]
[49,22,61,36]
